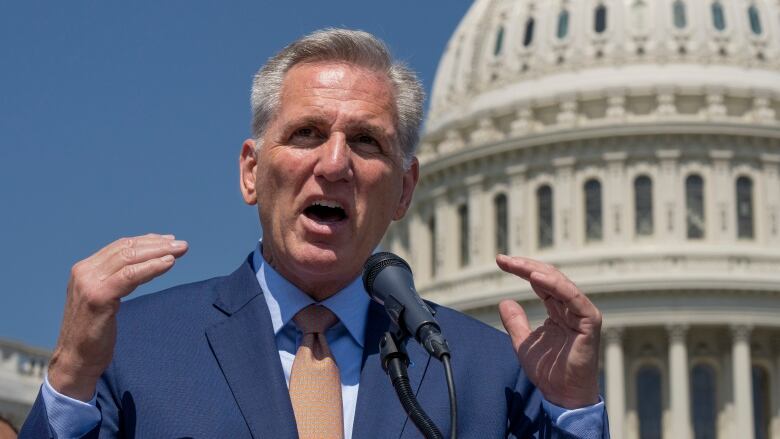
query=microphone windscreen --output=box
[362,252,411,294]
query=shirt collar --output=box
[252,242,369,348]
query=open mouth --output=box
[303,200,347,223]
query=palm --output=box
[496,255,602,409]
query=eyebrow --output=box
[347,122,390,142]
[283,116,392,141]
[282,115,331,132]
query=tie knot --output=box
[293,305,338,335]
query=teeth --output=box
[310,200,343,210]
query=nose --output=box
[313,132,353,182]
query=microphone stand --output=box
[379,325,445,439]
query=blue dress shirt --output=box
[41,243,605,438]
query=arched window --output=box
[523,17,535,47]
[637,366,662,439]
[691,364,717,439]
[585,179,603,241]
[711,2,726,31]
[634,175,654,236]
[594,4,608,33]
[494,26,505,56]
[673,0,687,28]
[753,365,770,439]
[428,215,436,277]
[458,204,469,266]
[686,175,705,239]
[494,193,509,255]
[557,9,570,39]
[748,5,762,35]
[736,176,754,239]
[537,185,554,248]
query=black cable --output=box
[388,357,443,439]
[442,354,457,439]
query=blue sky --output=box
[0,1,473,349]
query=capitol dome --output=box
[384,1,780,438]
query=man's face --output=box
[240,61,418,298]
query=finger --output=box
[90,234,176,263]
[96,239,188,279]
[528,279,551,301]
[102,255,178,299]
[498,300,532,351]
[541,295,566,325]
[496,254,556,281]
[529,271,599,318]
[531,275,600,332]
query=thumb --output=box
[499,300,531,351]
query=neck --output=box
[261,245,356,302]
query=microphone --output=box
[362,252,450,360]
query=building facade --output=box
[0,339,49,430]
[384,1,780,438]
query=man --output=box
[0,415,17,439]
[21,29,607,438]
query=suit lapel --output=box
[351,302,431,439]
[205,260,298,439]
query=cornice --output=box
[418,126,780,185]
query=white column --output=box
[668,324,692,439]
[732,325,755,439]
[710,149,734,244]
[605,328,625,439]
[603,151,628,243]
[465,175,485,267]
[553,156,576,248]
[408,209,427,281]
[431,187,450,277]
[507,164,527,256]
[656,149,681,241]
[760,153,780,247]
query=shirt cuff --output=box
[41,374,102,439]
[542,397,606,439]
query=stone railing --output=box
[419,88,780,165]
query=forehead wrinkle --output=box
[275,63,401,148]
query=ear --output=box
[239,139,258,205]
[393,157,419,221]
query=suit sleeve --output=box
[505,368,610,439]
[19,363,124,439]
[18,391,57,439]
[90,359,124,437]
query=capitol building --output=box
[383,0,780,438]
[2,1,780,438]
[0,339,49,430]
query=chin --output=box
[292,242,356,275]
[283,244,368,297]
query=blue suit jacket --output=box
[22,257,595,438]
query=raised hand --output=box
[496,254,602,409]
[48,234,188,401]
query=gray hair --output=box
[250,28,424,167]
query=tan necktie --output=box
[289,305,344,439]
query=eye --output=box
[289,127,324,147]
[357,134,378,145]
[350,134,382,153]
